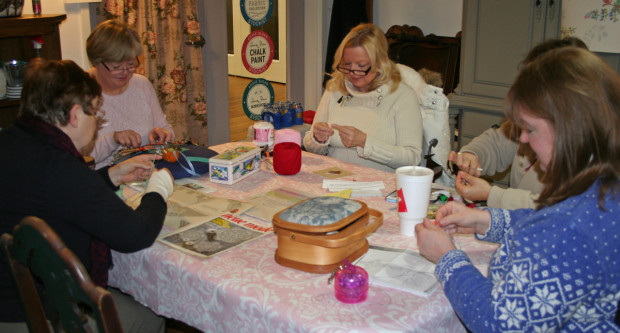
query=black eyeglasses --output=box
[337,66,372,76]
[102,57,140,75]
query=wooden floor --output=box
[228,75,287,142]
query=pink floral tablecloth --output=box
[109,142,497,332]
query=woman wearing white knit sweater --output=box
[303,23,423,172]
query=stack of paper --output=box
[322,180,384,197]
[356,246,440,297]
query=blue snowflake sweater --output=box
[436,181,620,332]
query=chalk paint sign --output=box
[241,30,275,75]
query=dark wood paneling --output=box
[0,14,67,128]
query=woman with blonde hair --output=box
[417,47,620,331]
[303,23,423,172]
[85,19,174,169]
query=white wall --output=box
[21,0,97,70]
[373,0,462,37]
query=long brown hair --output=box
[326,23,401,94]
[505,47,620,209]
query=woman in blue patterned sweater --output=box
[416,47,620,332]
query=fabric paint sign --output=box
[240,0,274,27]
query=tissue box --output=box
[209,146,261,185]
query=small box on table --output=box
[209,146,261,185]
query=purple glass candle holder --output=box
[334,259,368,304]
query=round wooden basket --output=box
[272,197,383,274]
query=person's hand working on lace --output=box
[448,151,482,177]
[455,171,492,202]
[114,129,142,148]
[149,127,173,144]
[331,124,367,148]
[312,122,335,143]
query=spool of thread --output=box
[252,121,274,148]
[273,129,302,175]
[274,128,301,147]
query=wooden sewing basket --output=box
[272,197,383,274]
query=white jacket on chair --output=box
[398,64,454,186]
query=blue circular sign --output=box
[242,78,275,121]
[240,0,274,27]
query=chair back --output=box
[0,216,124,333]
[396,63,454,186]
[386,24,461,95]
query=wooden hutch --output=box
[0,14,66,128]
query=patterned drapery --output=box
[95,0,208,145]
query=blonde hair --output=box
[86,20,143,66]
[326,23,401,94]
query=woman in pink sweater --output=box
[84,20,174,169]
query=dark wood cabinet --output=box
[0,14,66,128]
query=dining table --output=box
[108,141,498,333]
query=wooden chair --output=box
[386,24,461,95]
[0,216,124,333]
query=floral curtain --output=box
[95,0,208,145]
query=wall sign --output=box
[242,78,275,121]
[241,30,275,75]
[240,0,274,27]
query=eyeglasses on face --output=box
[102,57,140,75]
[337,66,372,76]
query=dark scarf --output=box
[15,113,111,288]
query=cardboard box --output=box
[209,146,261,185]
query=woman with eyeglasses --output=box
[302,23,423,172]
[0,58,173,332]
[85,20,174,169]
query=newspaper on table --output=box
[242,187,311,222]
[158,213,271,259]
[356,245,440,297]
[124,184,255,229]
